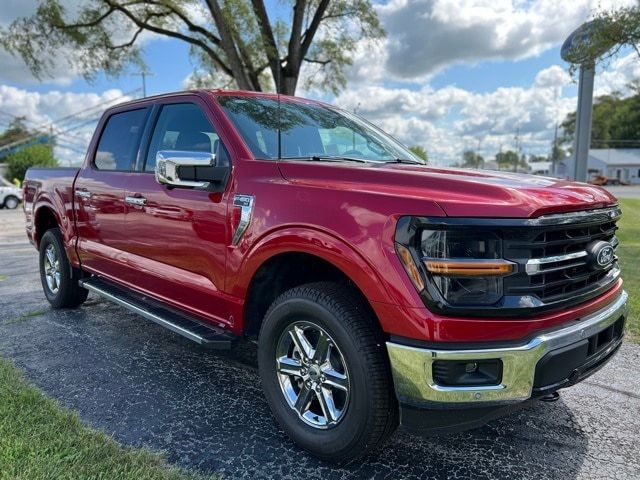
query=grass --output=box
[3,309,46,326]
[617,198,640,343]
[0,358,206,480]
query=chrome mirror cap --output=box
[155,150,216,189]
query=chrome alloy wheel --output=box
[43,244,61,294]
[276,321,350,429]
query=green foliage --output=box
[0,118,31,148]
[0,358,210,479]
[528,154,548,163]
[494,150,527,170]
[565,5,640,70]
[561,88,640,148]
[461,150,484,168]
[5,144,58,182]
[409,145,428,162]
[0,0,384,96]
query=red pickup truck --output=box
[23,90,628,463]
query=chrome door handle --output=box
[75,190,91,199]
[125,196,147,206]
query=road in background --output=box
[1,208,639,479]
[604,185,640,199]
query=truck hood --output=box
[278,162,617,218]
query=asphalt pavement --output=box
[603,185,640,199]
[1,208,639,480]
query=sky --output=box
[0,0,639,166]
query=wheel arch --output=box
[33,204,60,248]
[238,228,392,339]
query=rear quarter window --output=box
[94,108,148,171]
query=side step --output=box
[79,277,235,349]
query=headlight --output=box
[396,222,515,307]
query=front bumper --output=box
[387,291,628,407]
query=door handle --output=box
[125,195,147,207]
[75,189,91,199]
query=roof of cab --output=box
[104,88,325,112]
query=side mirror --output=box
[155,150,227,190]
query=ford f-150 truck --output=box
[23,90,628,463]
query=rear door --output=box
[121,99,233,326]
[74,107,149,279]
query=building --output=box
[554,149,640,184]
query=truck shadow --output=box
[0,300,588,480]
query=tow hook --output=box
[539,391,560,403]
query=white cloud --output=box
[348,0,638,83]
[0,86,135,165]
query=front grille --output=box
[502,207,620,307]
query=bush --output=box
[5,144,58,182]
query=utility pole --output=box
[514,127,520,173]
[133,69,154,98]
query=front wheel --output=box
[39,228,88,308]
[258,282,398,464]
[3,195,19,209]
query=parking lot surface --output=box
[1,208,639,479]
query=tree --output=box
[6,144,58,182]
[561,88,640,149]
[0,118,31,148]
[564,5,640,71]
[495,150,525,171]
[461,150,484,169]
[528,154,548,163]
[409,145,428,163]
[0,0,384,96]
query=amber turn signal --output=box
[396,244,425,290]
[425,260,513,277]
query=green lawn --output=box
[0,359,206,480]
[617,198,640,343]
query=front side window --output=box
[94,108,148,171]
[145,103,227,172]
[217,96,421,163]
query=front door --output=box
[121,100,233,327]
[74,107,149,279]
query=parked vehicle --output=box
[589,174,629,186]
[23,90,628,463]
[0,176,23,209]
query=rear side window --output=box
[94,108,148,171]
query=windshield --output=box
[216,96,422,163]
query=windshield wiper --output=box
[385,158,424,165]
[308,155,369,163]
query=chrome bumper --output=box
[386,291,628,406]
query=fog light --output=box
[465,362,478,373]
[432,359,502,387]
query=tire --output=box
[3,195,19,209]
[39,228,88,308]
[258,281,399,464]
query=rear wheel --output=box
[3,195,19,209]
[258,282,398,464]
[39,228,88,308]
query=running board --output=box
[79,277,235,349]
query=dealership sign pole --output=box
[561,21,614,182]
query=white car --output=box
[0,176,22,209]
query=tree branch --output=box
[203,0,253,90]
[287,0,306,68]
[250,0,280,89]
[106,26,143,50]
[103,0,233,77]
[299,0,330,61]
[303,57,331,65]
